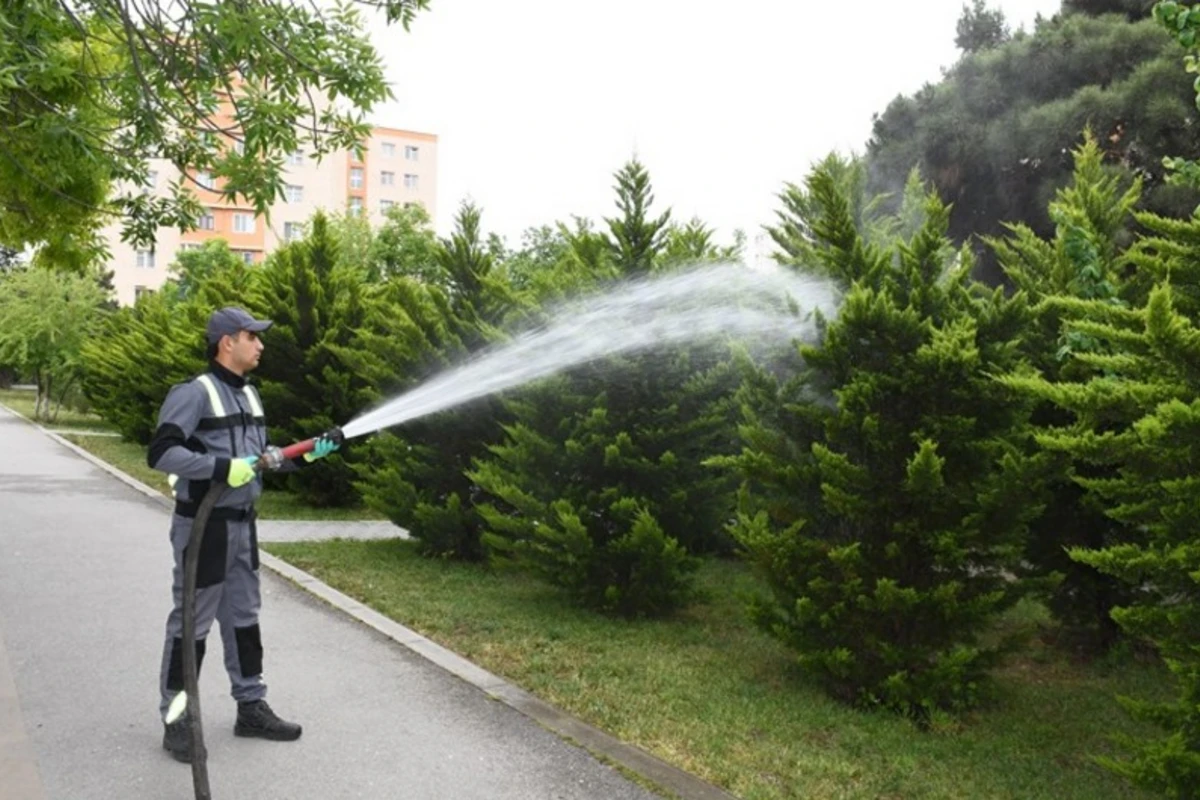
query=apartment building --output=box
[105,125,438,305]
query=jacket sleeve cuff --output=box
[212,458,231,484]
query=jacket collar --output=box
[207,360,247,389]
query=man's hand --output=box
[304,435,341,463]
[227,456,259,488]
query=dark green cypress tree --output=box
[251,212,368,507]
[471,160,742,617]
[720,164,1035,719]
[349,202,512,559]
[342,275,479,557]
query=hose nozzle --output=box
[267,427,345,467]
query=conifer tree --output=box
[350,203,512,559]
[471,160,741,616]
[342,275,479,556]
[1008,209,1200,795]
[251,212,368,506]
[988,132,1142,650]
[604,160,670,277]
[720,164,1034,718]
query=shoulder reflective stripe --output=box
[195,374,227,417]
[243,386,264,418]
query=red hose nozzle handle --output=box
[273,427,344,462]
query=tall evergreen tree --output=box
[251,212,368,506]
[344,276,477,556]
[989,132,1142,650]
[471,160,740,617]
[1008,208,1200,796]
[955,0,1010,54]
[867,9,1198,279]
[719,164,1035,718]
[351,204,511,559]
[604,160,670,277]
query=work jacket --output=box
[147,361,271,514]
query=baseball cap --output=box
[205,307,273,344]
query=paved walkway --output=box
[0,406,730,800]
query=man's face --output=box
[225,330,264,374]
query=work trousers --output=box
[158,510,266,717]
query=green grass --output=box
[263,537,1172,800]
[0,388,116,432]
[55,432,384,521]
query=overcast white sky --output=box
[369,0,1064,252]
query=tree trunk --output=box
[33,369,45,420]
[51,375,75,424]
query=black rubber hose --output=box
[182,483,223,799]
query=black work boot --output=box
[234,699,302,741]
[162,714,193,763]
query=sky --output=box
[369,0,1065,255]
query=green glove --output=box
[303,435,340,463]
[227,456,258,488]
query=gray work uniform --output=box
[147,363,281,716]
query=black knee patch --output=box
[235,624,263,678]
[165,637,207,692]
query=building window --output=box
[288,149,305,166]
[380,170,395,186]
[134,285,150,299]
[197,213,215,230]
[403,173,419,190]
[233,213,255,234]
[136,249,155,269]
[350,167,364,189]
[179,242,201,252]
[405,145,419,161]
[381,142,395,158]
[144,170,157,190]
[235,250,256,265]
[348,196,363,216]
[380,199,395,213]
[285,184,303,203]
[283,222,304,242]
[195,171,215,191]
[231,138,245,156]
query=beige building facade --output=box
[104,126,438,306]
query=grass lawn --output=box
[263,537,1171,800]
[0,388,116,432]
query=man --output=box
[147,306,339,763]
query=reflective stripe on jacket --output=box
[148,367,269,509]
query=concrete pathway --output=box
[0,406,731,800]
